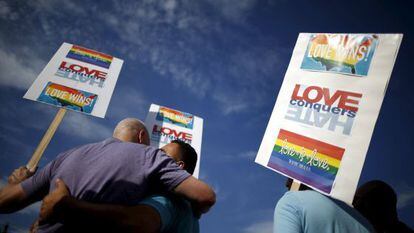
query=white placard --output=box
[145,104,203,178]
[255,33,402,204]
[24,42,123,118]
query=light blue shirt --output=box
[140,195,199,233]
[274,191,375,233]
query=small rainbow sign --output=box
[66,45,113,69]
[301,34,378,76]
[267,129,345,193]
[37,82,98,114]
[156,107,194,129]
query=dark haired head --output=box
[353,180,398,232]
[171,140,197,175]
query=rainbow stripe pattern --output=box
[156,107,194,129]
[267,129,345,193]
[37,82,98,114]
[66,45,113,69]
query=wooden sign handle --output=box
[26,108,67,170]
[290,179,301,191]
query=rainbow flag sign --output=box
[145,104,203,178]
[37,82,98,114]
[67,45,113,69]
[301,34,378,76]
[268,129,344,193]
[156,106,194,129]
[255,33,402,204]
[24,42,123,118]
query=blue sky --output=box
[0,0,413,232]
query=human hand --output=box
[39,179,70,223]
[29,220,39,233]
[8,166,36,184]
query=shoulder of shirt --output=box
[283,190,319,200]
[280,190,327,210]
[101,137,156,152]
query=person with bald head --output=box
[0,118,215,233]
[112,118,150,144]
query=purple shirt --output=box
[21,138,190,232]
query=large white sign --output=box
[255,33,402,204]
[24,42,123,118]
[145,104,204,178]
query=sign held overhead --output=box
[255,33,403,204]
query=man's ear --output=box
[177,161,185,169]
[138,129,149,145]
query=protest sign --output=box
[145,104,203,178]
[24,43,123,118]
[23,43,123,169]
[255,33,403,204]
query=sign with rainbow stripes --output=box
[156,106,194,129]
[24,42,123,118]
[145,104,203,178]
[67,45,113,69]
[255,33,402,204]
[37,82,98,114]
[268,129,344,193]
[301,34,378,76]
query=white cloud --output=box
[107,86,148,120]
[243,220,273,233]
[60,112,113,141]
[0,1,18,20]
[213,92,249,115]
[238,150,257,159]
[0,0,280,117]
[397,183,414,209]
[0,47,45,90]
[206,0,257,22]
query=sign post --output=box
[255,33,402,204]
[23,42,124,168]
[290,180,301,191]
[26,108,67,170]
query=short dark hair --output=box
[171,140,197,175]
[353,180,398,230]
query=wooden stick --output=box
[26,108,67,170]
[290,179,301,191]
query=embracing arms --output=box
[40,176,215,233]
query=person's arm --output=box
[0,166,36,213]
[173,176,216,214]
[40,179,161,233]
[59,198,161,233]
[145,149,216,215]
[0,183,30,213]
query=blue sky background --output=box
[0,0,413,232]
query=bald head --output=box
[113,118,150,145]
